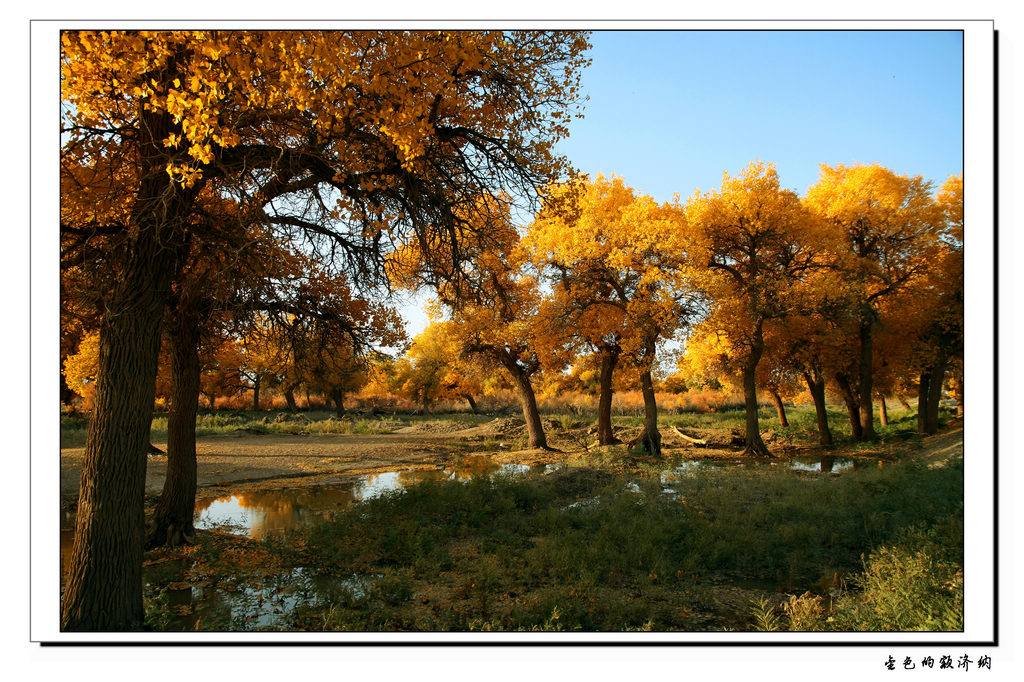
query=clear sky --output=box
[400,29,964,337]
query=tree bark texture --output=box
[835,372,863,441]
[596,344,621,446]
[857,316,876,440]
[878,394,889,427]
[803,370,833,447]
[769,389,789,427]
[61,98,199,631]
[740,324,771,457]
[627,369,662,457]
[331,389,347,418]
[917,371,931,434]
[146,305,200,549]
[510,368,548,450]
[283,383,299,414]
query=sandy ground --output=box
[59,419,965,508]
[59,418,564,505]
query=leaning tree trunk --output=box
[504,361,548,450]
[803,370,833,447]
[60,100,198,631]
[878,393,889,427]
[857,316,876,441]
[596,344,621,446]
[925,354,948,435]
[739,325,771,457]
[146,304,200,549]
[463,394,480,415]
[768,388,789,427]
[627,368,662,457]
[917,370,931,434]
[283,382,299,414]
[835,372,863,441]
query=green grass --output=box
[60,410,407,447]
[269,452,963,632]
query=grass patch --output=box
[264,453,963,632]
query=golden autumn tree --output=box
[60,30,589,630]
[391,319,493,414]
[427,215,557,449]
[908,173,964,433]
[527,175,696,453]
[275,270,407,418]
[804,163,943,441]
[685,161,824,457]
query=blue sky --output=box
[402,29,964,337]
[557,29,963,202]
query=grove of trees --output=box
[59,29,963,632]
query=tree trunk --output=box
[878,393,889,427]
[60,97,198,630]
[252,375,261,411]
[283,383,299,414]
[596,343,621,446]
[898,395,911,411]
[917,371,931,434]
[803,370,833,447]
[506,364,548,450]
[769,388,789,427]
[835,372,863,441]
[146,304,200,549]
[857,317,876,440]
[463,394,480,415]
[627,369,662,457]
[330,389,347,418]
[740,324,771,457]
[925,354,948,435]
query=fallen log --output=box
[670,426,708,446]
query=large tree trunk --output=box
[494,355,549,450]
[252,375,261,411]
[596,343,621,446]
[463,394,480,415]
[60,97,198,630]
[768,388,789,427]
[924,354,948,435]
[878,393,889,427]
[740,324,771,457]
[330,388,347,418]
[857,316,876,440]
[917,371,931,434]
[627,369,662,457]
[512,370,548,449]
[835,372,863,441]
[283,382,299,414]
[146,304,200,549]
[803,370,833,447]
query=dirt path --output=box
[60,431,471,505]
[59,419,966,507]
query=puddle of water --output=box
[662,456,858,483]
